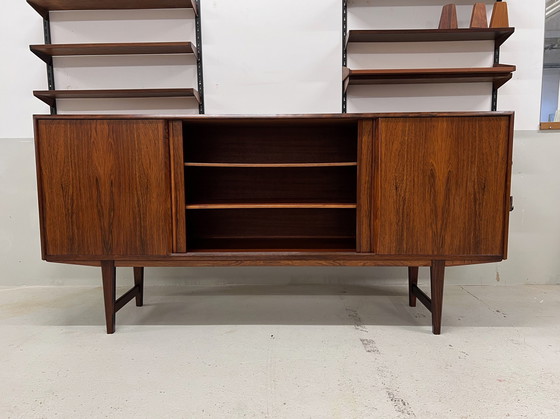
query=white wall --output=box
[1,0,558,286]
[0,1,48,138]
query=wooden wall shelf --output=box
[347,28,514,47]
[344,65,515,90]
[33,88,200,107]
[30,42,198,65]
[27,0,198,19]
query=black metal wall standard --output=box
[492,45,500,111]
[43,17,56,115]
[195,0,205,114]
[492,0,503,111]
[342,0,348,113]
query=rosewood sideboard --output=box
[33,112,514,334]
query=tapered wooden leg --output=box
[100,263,144,334]
[430,260,446,335]
[101,260,116,334]
[408,267,419,307]
[133,267,144,307]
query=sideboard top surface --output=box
[33,111,514,123]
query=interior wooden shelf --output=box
[343,64,516,90]
[186,203,358,209]
[30,42,198,65]
[186,238,357,252]
[347,28,515,47]
[34,88,200,106]
[184,162,357,168]
[27,0,197,19]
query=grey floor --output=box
[1,281,559,418]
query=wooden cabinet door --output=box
[374,116,513,257]
[35,119,172,258]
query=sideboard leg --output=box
[430,260,446,335]
[101,260,116,334]
[133,267,144,307]
[408,267,419,307]
[100,262,145,334]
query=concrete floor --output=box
[1,282,559,418]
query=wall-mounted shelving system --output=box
[28,0,204,114]
[342,1,515,112]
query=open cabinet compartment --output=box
[186,208,357,252]
[182,119,359,252]
[183,120,358,164]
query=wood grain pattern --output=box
[169,121,186,253]
[357,119,374,253]
[46,252,502,262]
[36,119,172,257]
[31,114,515,334]
[470,4,488,28]
[46,254,503,266]
[374,116,512,256]
[439,4,458,29]
[33,113,514,262]
[490,2,509,28]
[33,117,48,261]
[372,120,382,255]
